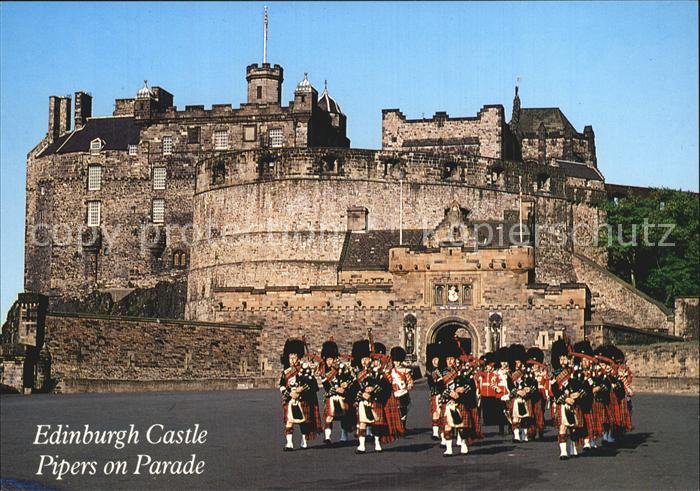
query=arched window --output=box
[172,250,188,270]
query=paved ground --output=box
[1,384,698,490]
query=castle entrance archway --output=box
[426,317,480,358]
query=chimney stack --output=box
[74,91,92,130]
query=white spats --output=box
[568,439,578,456]
[340,429,348,442]
[357,436,366,452]
[432,426,440,438]
[285,434,294,449]
[456,433,463,446]
[300,434,308,449]
[460,441,469,454]
[443,439,454,456]
[374,436,382,452]
[559,441,568,458]
[513,428,521,441]
[440,433,447,446]
[522,430,529,442]
[324,428,332,441]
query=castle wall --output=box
[24,147,194,305]
[206,302,585,374]
[572,253,674,331]
[42,313,261,393]
[381,106,507,159]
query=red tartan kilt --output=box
[430,396,442,425]
[553,403,584,429]
[283,399,322,438]
[445,404,483,443]
[585,402,605,439]
[606,393,623,427]
[380,395,405,443]
[531,400,545,431]
[619,397,632,431]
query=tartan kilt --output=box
[356,397,404,444]
[430,395,442,426]
[619,397,632,432]
[606,392,623,428]
[445,403,483,444]
[589,401,606,439]
[283,398,322,440]
[323,396,349,421]
[530,399,546,432]
[554,403,584,430]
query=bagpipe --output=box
[357,328,390,424]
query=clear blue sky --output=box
[1,2,698,315]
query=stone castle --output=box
[2,52,698,393]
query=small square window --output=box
[153,167,166,190]
[152,199,165,224]
[128,144,138,156]
[244,126,256,142]
[162,136,173,156]
[87,165,102,191]
[87,201,101,226]
[187,127,201,144]
[268,129,283,148]
[214,130,229,150]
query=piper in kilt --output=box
[507,344,537,443]
[390,346,414,431]
[439,340,482,456]
[352,340,404,454]
[319,340,356,444]
[571,341,598,453]
[550,338,586,460]
[426,343,446,441]
[279,339,322,451]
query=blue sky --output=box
[1,2,698,315]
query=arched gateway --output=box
[426,317,480,361]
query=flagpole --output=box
[263,6,268,64]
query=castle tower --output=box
[246,63,284,105]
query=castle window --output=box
[172,250,188,270]
[187,127,201,144]
[152,199,165,224]
[153,167,166,190]
[214,130,229,150]
[162,136,173,155]
[87,165,102,191]
[243,126,256,142]
[256,86,263,99]
[90,138,103,153]
[128,144,138,156]
[87,200,101,226]
[268,128,283,148]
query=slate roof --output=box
[556,159,604,181]
[339,230,424,271]
[515,108,577,135]
[39,117,141,156]
[339,226,532,271]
